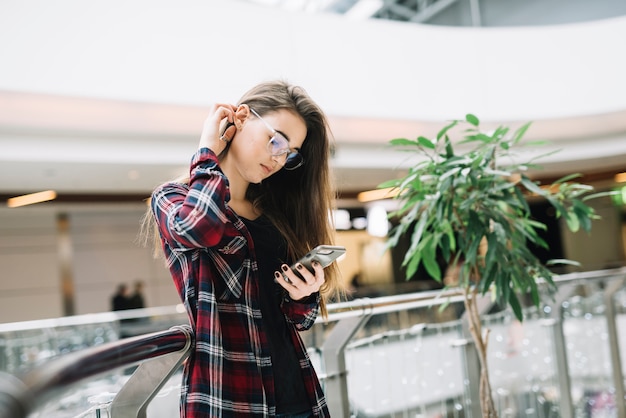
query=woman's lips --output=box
[261,164,272,175]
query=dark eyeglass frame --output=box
[249,107,304,170]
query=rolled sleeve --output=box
[282,292,320,331]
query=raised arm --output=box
[151,149,231,250]
[151,103,239,250]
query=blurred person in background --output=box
[128,280,145,309]
[111,283,130,311]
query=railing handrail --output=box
[321,266,626,322]
[0,324,193,418]
[2,267,623,335]
[0,305,186,333]
[1,266,625,418]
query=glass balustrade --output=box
[1,271,625,418]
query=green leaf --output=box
[513,186,531,213]
[405,253,422,279]
[446,228,456,254]
[523,139,550,147]
[386,225,404,249]
[573,204,593,232]
[553,173,582,184]
[484,168,512,177]
[582,190,617,202]
[565,211,580,232]
[436,120,458,140]
[460,133,493,144]
[390,138,418,147]
[509,290,523,321]
[445,137,454,157]
[528,279,540,306]
[378,179,400,189]
[399,172,420,192]
[512,122,532,145]
[417,136,436,149]
[493,125,510,139]
[422,238,442,281]
[465,114,479,126]
[519,176,545,196]
[500,273,511,302]
[409,210,429,250]
[440,232,451,261]
[480,264,497,294]
[465,236,482,266]
[546,258,581,266]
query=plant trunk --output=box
[464,286,498,418]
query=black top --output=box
[242,215,310,414]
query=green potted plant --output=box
[380,114,610,418]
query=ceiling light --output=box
[7,190,57,208]
[357,187,398,202]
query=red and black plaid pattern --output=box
[151,148,329,417]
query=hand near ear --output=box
[198,104,250,154]
[198,103,237,153]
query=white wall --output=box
[69,210,178,314]
[0,205,179,322]
[0,209,62,322]
[0,0,625,121]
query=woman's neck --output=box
[229,196,260,220]
[220,159,248,200]
[221,163,259,220]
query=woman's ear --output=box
[233,104,250,129]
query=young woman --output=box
[144,80,343,417]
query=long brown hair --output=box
[142,80,344,315]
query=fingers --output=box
[198,103,238,152]
[214,103,238,124]
[274,262,325,301]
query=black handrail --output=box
[0,324,193,418]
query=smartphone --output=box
[289,245,346,280]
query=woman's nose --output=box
[271,154,287,167]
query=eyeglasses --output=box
[249,107,304,170]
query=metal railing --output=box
[0,267,625,417]
[315,267,626,417]
[0,325,193,418]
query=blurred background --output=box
[1,0,626,323]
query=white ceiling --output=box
[1,1,626,201]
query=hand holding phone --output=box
[286,245,346,282]
[276,245,346,301]
[294,245,346,271]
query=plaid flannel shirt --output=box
[151,148,330,417]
